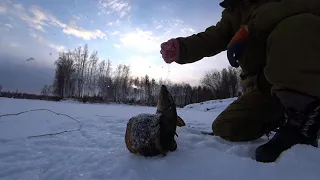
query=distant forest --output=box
[0,44,245,107]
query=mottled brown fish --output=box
[125,85,186,157]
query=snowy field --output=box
[0,97,320,180]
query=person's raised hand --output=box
[160,38,180,64]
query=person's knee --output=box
[211,89,284,142]
[212,116,263,142]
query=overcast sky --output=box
[0,0,230,94]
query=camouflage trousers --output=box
[212,14,320,142]
[211,74,285,142]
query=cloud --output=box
[124,55,167,79]
[13,3,23,11]
[110,30,120,36]
[48,44,65,52]
[29,31,64,53]
[155,25,163,29]
[115,19,121,25]
[152,19,185,36]
[119,28,162,53]
[9,4,106,40]
[106,19,121,27]
[113,44,121,48]
[9,42,20,48]
[98,0,131,18]
[117,17,188,54]
[30,7,48,25]
[48,16,66,28]
[153,19,184,28]
[29,31,44,42]
[180,28,195,33]
[63,26,107,40]
[4,23,13,28]
[0,57,54,93]
[0,24,9,32]
[72,14,81,21]
[11,5,48,31]
[0,4,7,14]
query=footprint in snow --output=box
[178,126,266,160]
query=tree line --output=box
[35,44,244,107]
[201,66,245,99]
[0,44,244,107]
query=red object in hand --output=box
[160,38,180,64]
[228,25,249,48]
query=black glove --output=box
[226,25,248,68]
[227,40,247,68]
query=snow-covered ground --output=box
[0,97,319,180]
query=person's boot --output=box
[255,90,320,163]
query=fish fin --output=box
[169,139,177,152]
[176,116,186,127]
[155,136,166,155]
[175,132,178,137]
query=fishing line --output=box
[0,109,83,139]
[166,64,171,81]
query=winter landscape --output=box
[1,97,320,180]
[1,0,320,179]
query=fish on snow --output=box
[125,85,186,157]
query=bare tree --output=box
[132,76,140,101]
[73,46,82,97]
[150,78,157,105]
[75,44,88,97]
[201,69,222,98]
[87,50,99,96]
[41,85,49,96]
[97,59,114,102]
[227,66,239,97]
[121,65,131,102]
[53,51,75,98]
[183,83,193,106]
[201,66,241,99]
[143,74,151,105]
[0,84,2,96]
[113,64,123,102]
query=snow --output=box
[183,97,237,112]
[0,97,319,180]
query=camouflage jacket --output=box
[175,0,270,77]
[175,0,320,90]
